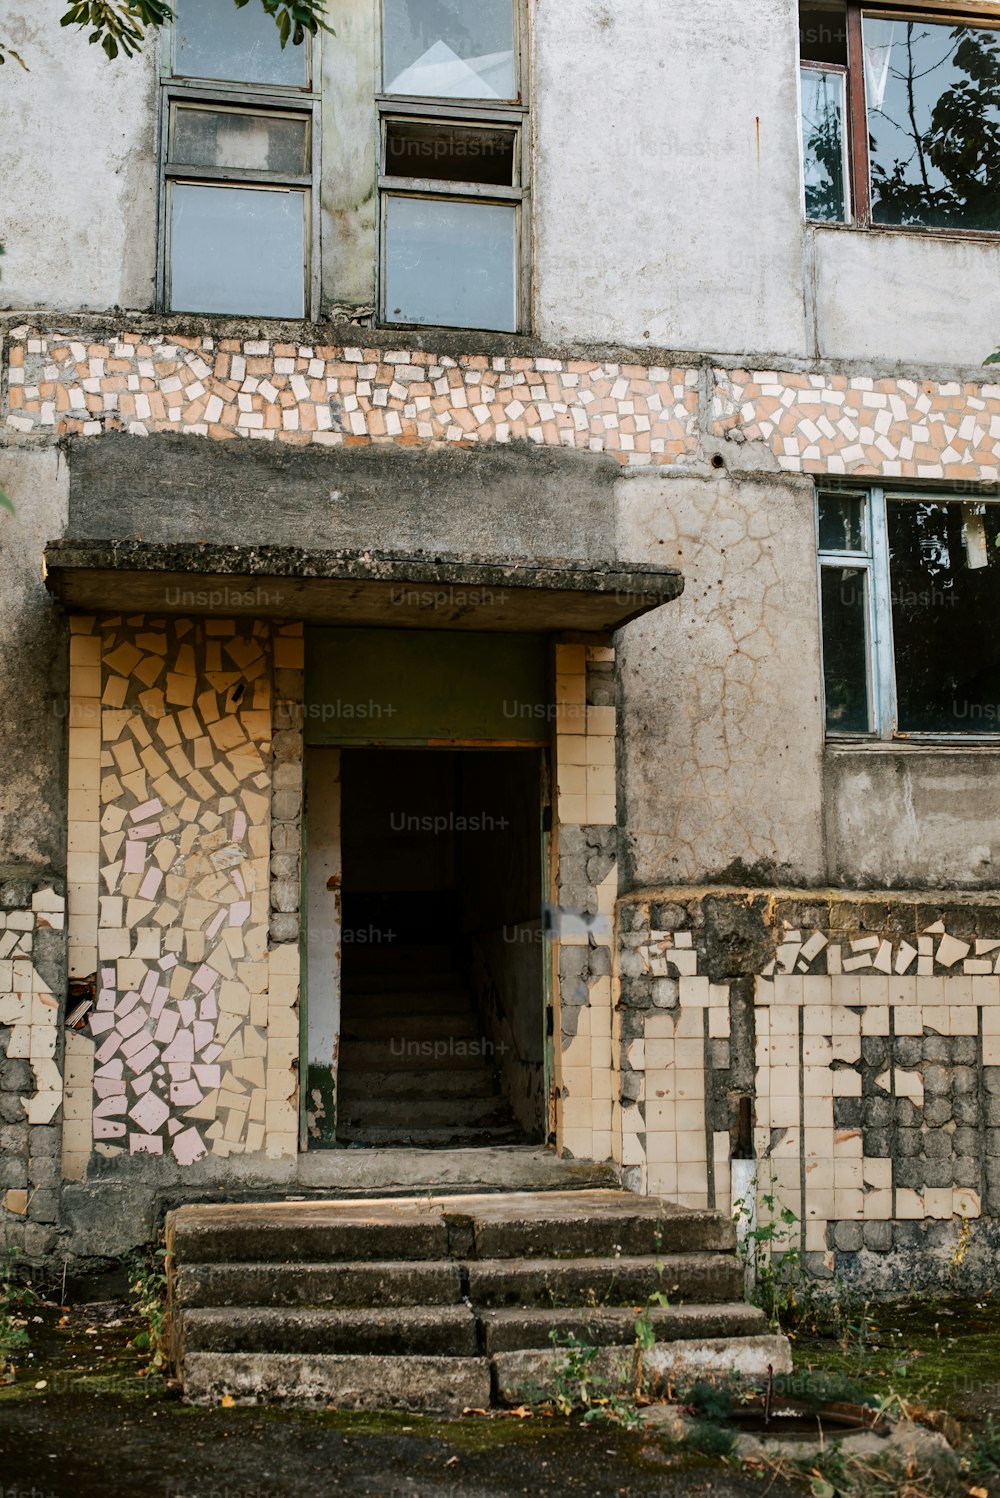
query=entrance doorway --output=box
[306,744,548,1148]
[302,627,553,1150]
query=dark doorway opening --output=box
[336,747,547,1148]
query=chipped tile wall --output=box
[755,918,1000,1265]
[618,891,1000,1281]
[0,881,66,1254]
[65,615,301,1173]
[617,925,731,1209]
[554,642,618,1162]
[6,329,1000,481]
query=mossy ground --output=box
[2,1293,998,1495]
[792,1292,1000,1439]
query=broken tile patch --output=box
[619,899,1000,1271]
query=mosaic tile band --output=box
[6,329,1000,479]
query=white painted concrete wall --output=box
[810,228,1000,367]
[305,746,342,1072]
[1,0,159,312]
[531,0,809,357]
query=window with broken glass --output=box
[799,3,1000,233]
[818,490,1000,737]
[159,0,320,318]
[377,0,529,332]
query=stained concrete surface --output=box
[0,1396,802,1498]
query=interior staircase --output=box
[336,942,525,1148]
[167,1190,790,1412]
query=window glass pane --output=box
[383,0,516,99]
[800,2,848,66]
[170,184,306,317]
[384,121,516,185]
[172,107,310,174]
[385,196,516,330]
[887,500,1000,733]
[818,492,866,551]
[821,566,870,732]
[800,66,848,222]
[863,15,1000,232]
[174,0,307,86]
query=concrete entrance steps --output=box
[167,1190,790,1412]
[337,943,526,1149]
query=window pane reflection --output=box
[385,195,516,330]
[864,15,1000,232]
[801,66,848,222]
[888,499,1000,732]
[170,184,306,316]
[174,0,307,86]
[822,566,870,731]
[383,0,516,99]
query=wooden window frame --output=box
[375,0,531,334]
[802,3,1000,239]
[157,21,321,318]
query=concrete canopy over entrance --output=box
[43,541,682,632]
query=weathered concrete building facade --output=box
[2,0,1000,1294]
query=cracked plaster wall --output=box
[616,472,826,889]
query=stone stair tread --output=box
[173,1251,742,1310]
[167,1191,782,1412]
[182,1304,479,1357]
[340,994,473,1017]
[337,1041,490,1071]
[466,1252,744,1307]
[340,1016,482,1042]
[337,1069,501,1100]
[336,1096,511,1129]
[342,975,468,993]
[182,1352,491,1413]
[480,1302,767,1353]
[173,1259,464,1309]
[336,1124,527,1148]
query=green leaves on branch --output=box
[59,0,332,61]
[986,349,1000,366]
[60,2,175,61]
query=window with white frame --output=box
[160,0,319,318]
[818,490,1000,736]
[377,0,528,332]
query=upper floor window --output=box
[818,489,1000,737]
[799,3,1000,234]
[160,0,318,318]
[377,0,529,332]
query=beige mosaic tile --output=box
[68,617,300,1168]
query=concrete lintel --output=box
[43,540,683,632]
